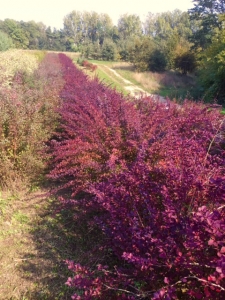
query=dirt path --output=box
[0,190,76,299]
[105,66,166,102]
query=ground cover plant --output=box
[47,54,225,299]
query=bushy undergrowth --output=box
[0,49,39,87]
[0,52,64,188]
[79,59,98,72]
[47,54,225,299]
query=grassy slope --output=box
[78,60,129,95]
[74,58,198,100]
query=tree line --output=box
[1,0,225,103]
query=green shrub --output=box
[0,31,14,51]
[175,52,197,75]
[101,39,118,61]
[148,49,167,72]
[0,53,64,189]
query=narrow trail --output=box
[0,190,75,299]
[104,66,166,102]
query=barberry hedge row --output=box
[48,53,225,299]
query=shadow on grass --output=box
[148,71,200,101]
[17,193,105,300]
[113,64,135,72]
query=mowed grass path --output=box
[0,190,69,299]
[0,189,101,300]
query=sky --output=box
[0,0,194,29]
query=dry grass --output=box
[133,72,160,92]
[132,70,195,93]
[108,61,196,97]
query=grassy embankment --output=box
[74,57,198,100]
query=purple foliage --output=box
[48,53,142,196]
[47,54,225,299]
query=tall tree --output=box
[98,13,113,44]
[143,12,158,36]
[198,14,225,103]
[20,20,41,49]
[101,38,118,60]
[144,10,191,40]
[118,14,142,40]
[154,13,173,39]
[144,10,193,69]
[127,36,156,71]
[63,11,83,46]
[188,0,225,49]
[63,11,113,46]
[0,19,29,48]
[36,22,49,50]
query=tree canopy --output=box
[0,6,225,104]
[0,30,14,51]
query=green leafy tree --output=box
[0,30,14,51]
[117,40,130,61]
[81,41,94,59]
[63,11,113,47]
[91,41,102,59]
[98,13,114,44]
[198,15,225,103]
[162,32,193,69]
[143,12,158,36]
[0,19,29,48]
[118,14,142,40]
[36,22,48,50]
[148,49,167,72]
[161,31,180,69]
[63,11,83,46]
[110,25,120,43]
[188,0,225,49]
[87,12,113,43]
[101,39,118,61]
[51,28,67,51]
[154,14,173,40]
[20,20,41,49]
[144,10,191,40]
[128,36,156,71]
[86,11,101,42]
[144,10,193,70]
